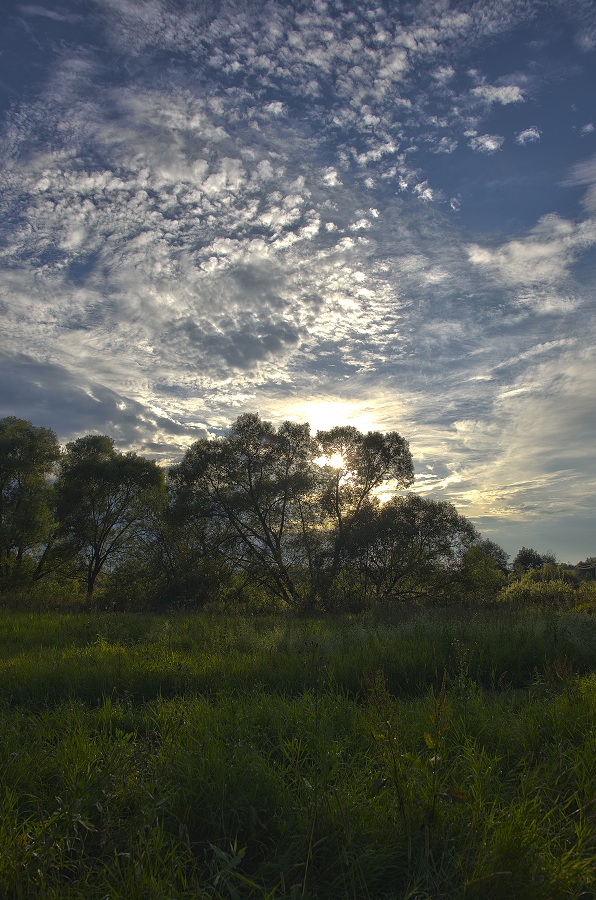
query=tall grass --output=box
[0,606,595,703]
[0,606,595,897]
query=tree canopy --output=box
[169,413,318,606]
[55,435,165,597]
[4,413,584,610]
[0,417,60,576]
[512,546,556,574]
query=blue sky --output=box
[1,0,596,562]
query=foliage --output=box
[315,425,415,591]
[512,546,557,574]
[343,494,478,604]
[500,562,593,606]
[459,542,508,601]
[472,538,510,572]
[0,417,60,585]
[525,563,580,585]
[54,435,166,598]
[169,413,319,607]
[576,557,596,581]
[169,414,415,610]
[1,413,593,611]
[501,578,577,605]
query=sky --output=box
[1,0,596,563]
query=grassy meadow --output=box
[0,605,595,898]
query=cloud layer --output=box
[1,0,596,559]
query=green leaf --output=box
[423,731,436,750]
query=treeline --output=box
[0,414,593,611]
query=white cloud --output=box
[413,181,434,201]
[479,348,596,511]
[434,136,458,153]
[472,84,524,104]
[562,155,596,212]
[19,5,81,22]
[468,214,596,285]
[516,126,541,144]
[433,65,455,82]
[322,167,341,186]
[468,133,505,153]
[564,155,596,188]
[349,218,372,230]
[264,101,286,116]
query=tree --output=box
[343,494,477,604]
[472,539,509,572]
[459,541,508,601]
[512,546,556,575]
[0,417,60,580]
[55,435,165,599]
[171,415,417,608]
[169,413,318,607]
[315,426,414,591]
[151,459,240,607]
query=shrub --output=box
[499,578,576,605]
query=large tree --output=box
[0,416,60,579]
[344,494,477,603]
[55,435,165,598]
[169,413,318,606]
[459,540,509,601]
[315,425,415,591]
[512,546,555,574]
[171,415,415,607]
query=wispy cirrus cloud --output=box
[18,4,82,23]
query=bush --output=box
[499,578,576,605]
[572,581,596,612]
[0,576,82,611]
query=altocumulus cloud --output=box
[1,0,596,559]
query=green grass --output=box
[0,606,595,897]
